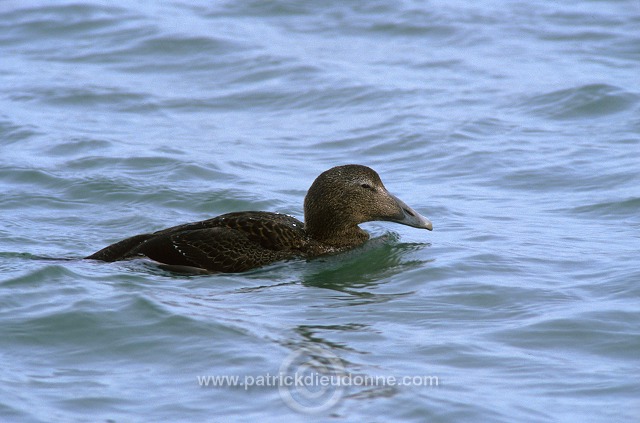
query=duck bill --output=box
[388,193,433,231]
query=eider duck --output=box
[85,164,432,273]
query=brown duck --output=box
[86,164,433,273]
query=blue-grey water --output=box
[1,1,639,422]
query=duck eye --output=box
[360,183,373,190]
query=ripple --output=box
[45,137,112,157]
[0,263,82,288]
[567,197,640,220]
[0,119,41,144]
[0,167,67,190]
[517,84,638,120]
[0,4,134,41]
[13,85,151,111]
[491,308,640,361]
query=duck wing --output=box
[86,212,308,272]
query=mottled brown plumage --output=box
[85,165,432,273]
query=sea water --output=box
[1,1,639,422]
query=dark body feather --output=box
[86,211,332,273]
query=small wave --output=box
[567,197,640,220]
[516,84,638,120]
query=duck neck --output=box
[305,220,369,248]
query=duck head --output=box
[304,164,432,247]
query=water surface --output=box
[1,1,639,422]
